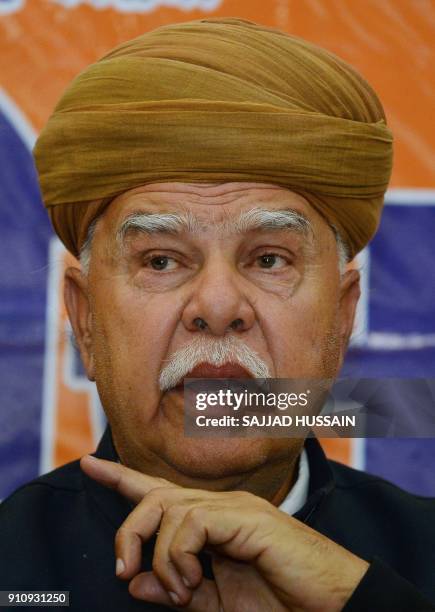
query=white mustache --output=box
[159,336,270,391]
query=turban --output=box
[33,17,393,259]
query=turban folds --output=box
[33,17,393,258]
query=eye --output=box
[147,255,178,271]
[256,253,288,269]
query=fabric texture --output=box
[33,18,393,258]
[0,428,434,611]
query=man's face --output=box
[65,182,359,485]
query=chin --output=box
[164,437,283,480]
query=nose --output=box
[182,260,255,336]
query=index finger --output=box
[80,455,178,504]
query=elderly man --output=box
[1,17,434,612]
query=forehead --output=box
[97,182,330,236]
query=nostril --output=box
[230,318,243,330]
[193,317,208,330]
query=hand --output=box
[81,455,368,612]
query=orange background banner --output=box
[2,0,434,186]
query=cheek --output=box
[91,286,178,399]
[261,283,340,376]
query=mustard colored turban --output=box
[33,17,393,259]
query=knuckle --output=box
[231,489,262,506]
[151,560,161,578]
[232,490,270,512]
[186,505,204,523]
[116,525,133,542]
[145,487,167,504]
[155,476,173,487]
[151,552,165,576]
[165,504,183,521]
[168,541,183,561]
[236,490,258,502]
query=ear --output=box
[64,267,95,381]
[338,268,361,353]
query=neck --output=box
[269,457,300,506]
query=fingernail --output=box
[115,558,125,576]
[182,576,191,588]
[169,591,181,605]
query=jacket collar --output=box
[294,437,335,523]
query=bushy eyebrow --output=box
[226,208,312,235]
[117,207,313,251]
[117,211,200,243]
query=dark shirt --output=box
[1,427,434,611]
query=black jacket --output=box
[1,427,434,611]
